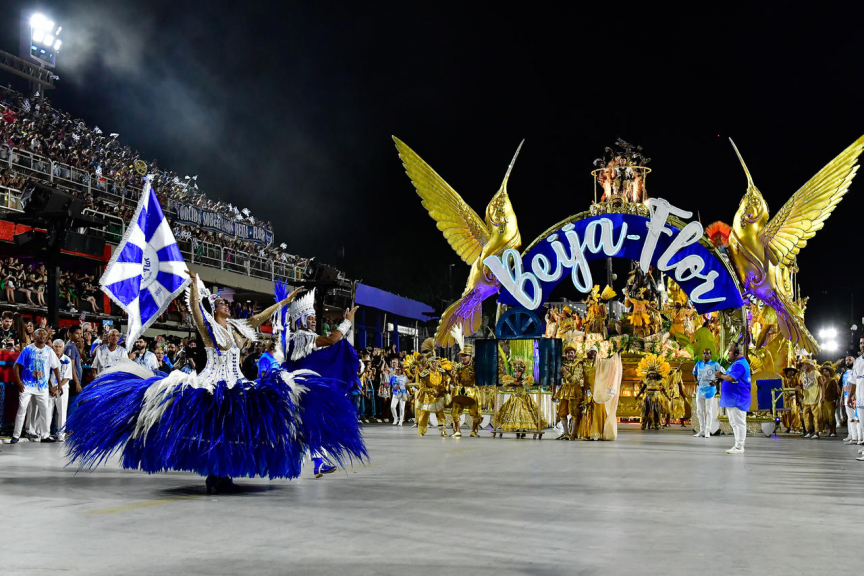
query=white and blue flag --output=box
[100,176,190,347]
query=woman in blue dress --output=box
[66,270,366,493]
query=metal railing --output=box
[176,238,304,281]
[81,208,125,244]
[0,146,307,281]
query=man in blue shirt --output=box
[7,328,61,444]
[257,340,280,379]
[692,348,723,439]
[717,342,752,454]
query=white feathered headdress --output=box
[289,288,316,329]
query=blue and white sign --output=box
[485,198,744,314]
[172,201,273,245]
[101,176,191,346]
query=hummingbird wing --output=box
[760,135,864,267]
[393,137,490,265]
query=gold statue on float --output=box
[393,137,523,347]
[726,136,864,353]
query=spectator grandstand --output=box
[0,85,315,283]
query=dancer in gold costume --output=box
[663,367,687,427]
[635,354,671,430]
[624,287,657,338]
[496,359,545,438]
[578,349,598,439]
[416,355,449,437]
[556,307,576,339]
[404,339,434,427]
[448,327,481,437]
[781,366,802,433]
[556,342,584,440]
[584,285,616,337]
[544,308,559,338]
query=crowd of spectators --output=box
[0,258,102,312]
[0,86,315,274]
[354,345,410,424]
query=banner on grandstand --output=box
[171,202,273,245]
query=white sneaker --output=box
[392,421,398,426]
[692,431,703,437]
[858,449,864,454]
[803,433,812,438]
[856,455,864,461]
[812,434,820,439]
[726,446,745,454]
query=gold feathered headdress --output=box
[600,285,617,301]
[420,337,436,356]
[637,353,671,379]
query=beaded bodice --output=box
[198,345,245,389]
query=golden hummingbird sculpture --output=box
[726,135,864,353]
[393,137,523,347]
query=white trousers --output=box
[727,407,747,448]
[26,397,38,436]
[391,397,406,424]
[52,383,69,439]
[696,396,718,436]
[845,406,858,440]
[856,408,864,442]
[14,388,51,439]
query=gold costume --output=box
[450,355,481,437]
[556,356,585,440]
[635,354,671,431]
[664,369,686,423]
[625,292,655,337]
[556,307,576,339]
[584,285,615,337]
[781,371,802,432]
[580,360,598,440]
[496,364,545,434]
[416,366,449,436]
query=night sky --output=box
[2,1,863,352]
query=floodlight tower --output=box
[26,12,62,69]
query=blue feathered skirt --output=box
[65,368,366,479]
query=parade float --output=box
[394,135,864,437]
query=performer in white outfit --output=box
[840,356,858,445]
[6,328,60,444]
[50,339,73,441]
[850,339,864,458]
[692,348,723,438]
[389,363,409,425]
[91,330,129,375]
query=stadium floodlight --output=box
[818,327,837,339]
[26,12,61,67]
[29,13,47,29]
[822,340,839,352]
